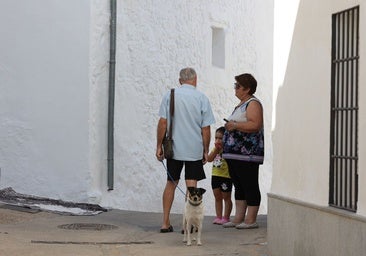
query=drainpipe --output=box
[107,0,117,190]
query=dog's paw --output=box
[197,241,202,246]
[186,242,192,246]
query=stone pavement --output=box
[0,204,268,256]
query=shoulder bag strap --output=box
[168,89,174,139]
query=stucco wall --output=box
[0,0,273,216]
[355,1,366,217]
[270,0,366,255]
[268,194,366,256]
[272,0,330,206]
[97,0,273,215]
[0,0,92,201]
[271,0,365,216]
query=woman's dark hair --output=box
[235,73,257,95]
[216,126,225,134]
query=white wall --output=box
[272,0,330,205]
[357,4,366,217]
[272,0,300,129]
[0,0,273,216]
[0,0,92,201]
[97,0,273,215]
[272,0,366,215]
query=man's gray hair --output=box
[179,67,197,81]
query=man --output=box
[156,67,215,233]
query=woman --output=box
[222,73,264,229]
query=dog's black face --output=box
[187,187,206,203]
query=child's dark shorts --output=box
[211,176,233,192]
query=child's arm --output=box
[207,147,219,162]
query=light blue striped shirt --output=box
[159,84,215,161]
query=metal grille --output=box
[329,6,359,212]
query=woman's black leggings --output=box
[226,159,261,206]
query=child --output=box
[207,126,233,225]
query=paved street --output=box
[0,204,268,256]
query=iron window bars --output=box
[329,6,359,212]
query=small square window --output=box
[212,27,225,68]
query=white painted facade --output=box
[0,0,273,216]
[270,0,366,255]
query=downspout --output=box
[107,0,117,190]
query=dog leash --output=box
[161,160,186,196]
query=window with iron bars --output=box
[329,6,359,212]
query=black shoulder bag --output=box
[163,89,174,159]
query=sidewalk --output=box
[0,204,268,256]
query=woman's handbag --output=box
[163,89,174,159]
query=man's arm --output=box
[156,117,167,161]
[201,126,211,164]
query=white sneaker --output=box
[222,221,238,228]
[235,222,258,229]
